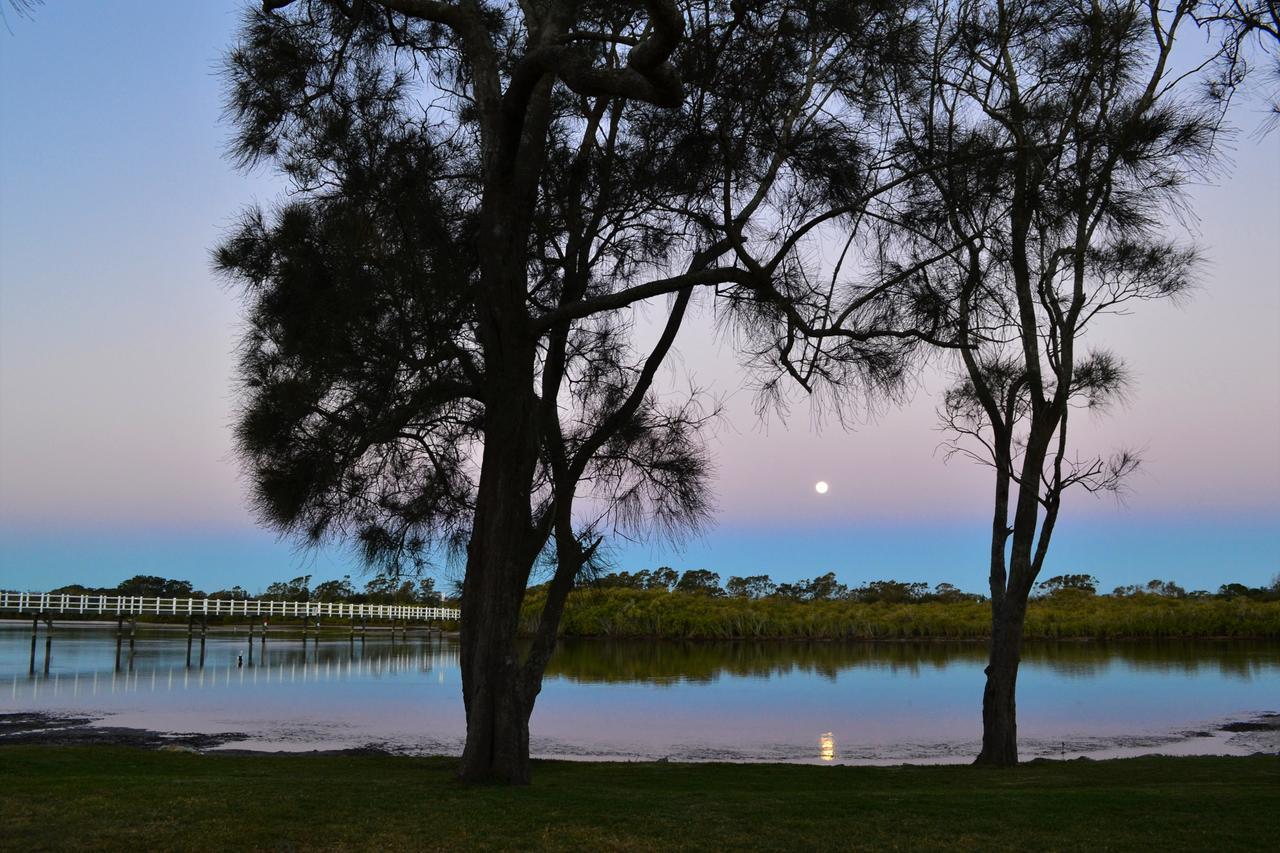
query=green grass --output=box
[2,747,1277,851]
[522,587,1280,640]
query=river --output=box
[3,622,1276,763]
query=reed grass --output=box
[520,588,1280,640]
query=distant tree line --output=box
[44,573,448,606]
[583,570,1280,603]
[40,570,1277,608]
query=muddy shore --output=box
[4,710,1277,760]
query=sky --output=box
[1,2,1277,596]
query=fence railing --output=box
[0,591,459,622]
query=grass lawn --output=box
[1,747,1276,851]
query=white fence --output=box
[0,591,459,622]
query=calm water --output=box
[3,622,1277,763]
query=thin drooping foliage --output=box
[217,0,934,784]
[1192,1,1280,127]
[217,0,1259,781]
[867,0,1234,765]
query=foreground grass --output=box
[2,748,1277,851]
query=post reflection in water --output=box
[820,732,836,762]
[6,633,458,703]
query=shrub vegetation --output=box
[518,570,1280,640]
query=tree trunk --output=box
[456,439,540,784]
[456,348,541,783]
[457,620,533,784]
[975,604,1025,766]
[455,68,565,784]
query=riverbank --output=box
[2,746,1276,851]
[523,588,1280,640]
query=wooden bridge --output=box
[4,590,460,675]
[0,591,460,622]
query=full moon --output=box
[814,481,829,495]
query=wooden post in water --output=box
[248,620,255,666]
[115,614,125,672]
[128,617,137,672]
[186,616,194,668]
[42,613,53,675]
[198,615,207,668]
[29,612,37,675]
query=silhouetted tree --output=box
[116,575,196,598]
[313,576,356,601]
[1036,575,1099,596]
[805,572,848,600]
[850,580,927,603]
[646,567,680,591]
[263,575,312,601]
[877,0,1231,765]
[930,583,980,603]
[675,569,723,596]
[725,574,776,598]
[219,0,927,784]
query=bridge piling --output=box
[186,617,194,668]
[29,612,37,675]
[43,613,52,675]
[128,617,137,672]
[115,615,125,672]
[199,616,207,669]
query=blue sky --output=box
[1,2,1277,595]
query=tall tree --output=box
[218,0,922,783]
[875,0,1231,765]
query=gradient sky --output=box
[1,2,1277,596]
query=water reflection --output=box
[9,640,459,704]
[541,638,1280,684]
[2,624,1276,765]
[819,732,835,762]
